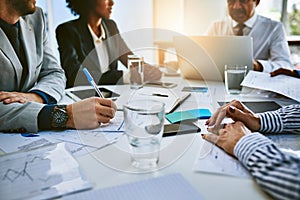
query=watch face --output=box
[53,108,68,128]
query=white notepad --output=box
[115,87,191,113]
[63,173,203,200]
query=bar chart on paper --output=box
[0,143,91,200]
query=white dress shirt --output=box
[88,24,110,74]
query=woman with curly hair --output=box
[56,0,161,88]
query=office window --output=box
[287,0,300,35]
[256,0,300,36]
[256,0,283,22]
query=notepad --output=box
[62,173,203,200]
[166,108,212,124]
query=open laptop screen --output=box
[174,36,253,81]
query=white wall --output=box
[37,0,227,64]
[184,0,227,35]
[110,0,154,64]
[153,0,227,36]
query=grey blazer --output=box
[0,8,66,133]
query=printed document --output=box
[241,71,300,102]
[0,143,91,200]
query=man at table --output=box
[206,0,292,73]
[203,100,300,200]
[0,0,117,133]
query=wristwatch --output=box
[51,105,68,129]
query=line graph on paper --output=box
[0,143,91,200]
[2,155,45,183]
[0,148,61,200]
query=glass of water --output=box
[123,100,165,170]
[224,65,247,95]
[128,55,144,89]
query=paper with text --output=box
[241,71,300,102]
[0,111,124,157]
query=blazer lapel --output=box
[0,28,22,89]
[19,17,37,90]
[78,19,95,55]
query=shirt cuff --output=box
[257,60,271,73]
[234,133,273,165]
[295,70,300,78]
[258,110,283,133]
[31,90,57,104]
[38,105,55,130]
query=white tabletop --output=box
[70,77,298,200]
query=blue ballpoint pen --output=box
[82,68,104,98]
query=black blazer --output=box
[56,17,131,88]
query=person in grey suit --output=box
[207,0,292,73]
[0,0,117,133]
[56,0,162,88]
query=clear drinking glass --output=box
[224,65,247,95]
[128,55,144,89]
[123,100,165,169]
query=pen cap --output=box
[82,68,94,82]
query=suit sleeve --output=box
[0,8,65,133]
[257,23,292,73]
[29,8,66,101]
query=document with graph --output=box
[0,143,92,200]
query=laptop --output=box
[173,36,253,81]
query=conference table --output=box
[62,75,298,200]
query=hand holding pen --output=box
[82,68,104,98]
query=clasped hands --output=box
[202,100,261,156]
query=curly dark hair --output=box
[66,0,97,16]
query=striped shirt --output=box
[234,104,300,200]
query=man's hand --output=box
[253,60,263,72]
[270,68,299,78]
[206,100,260,134]
[66,97,117,130]
[143,64,162,82]
[129,64,162,84]
[202,121,251,156]
[0,91,44,104]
